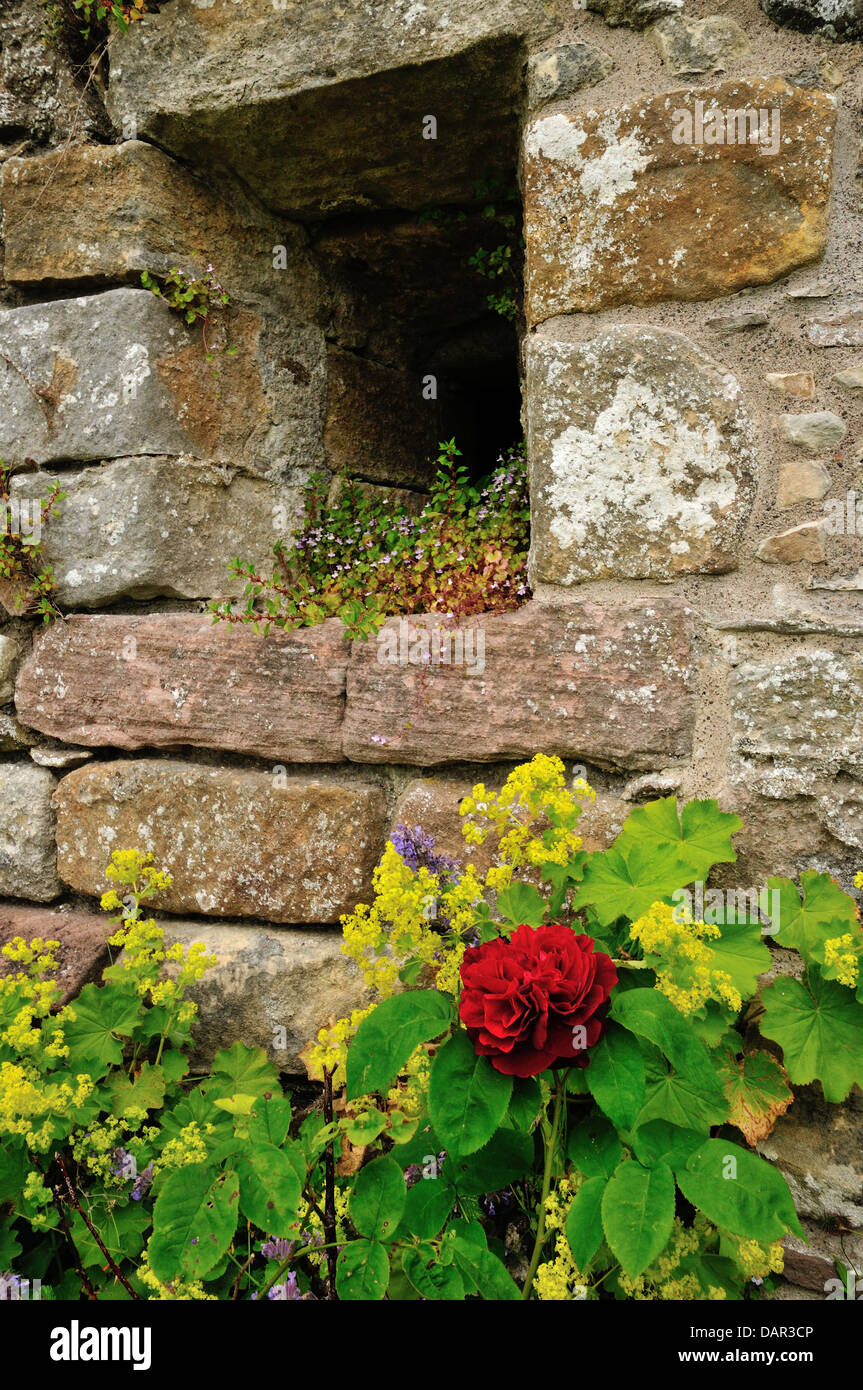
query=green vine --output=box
[0,463,66,623]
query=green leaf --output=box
[399,1174,455,1240]
[586,1023,645,1129]
[208,1042,280,1099]
[601,1160,676,1279]
[768,871,859,964]
[565,1176,606,1270]
[451,1239,521,1301]
[508,1076,543,1131]
[613,989,728,1129]
[148,1165,240,1282]
[235,1144,302,1237]
[402,1245,465,1300]
[637,1045,729,1134]
[703,917,772,1000]
[631,1120,703,1171]
[617,797,741,878]
[70,1201,150,1269]
[718,1049,793,1144]
[62,985,141,1069]
[759,972,863,1103]
[105,1062,166,1118]
[248,1096,292,1148]
[445,1129,534,1195]
[0,1143,29,1201]
[496,881,547,927]
[343,1109,388,1145]
[336,1239,389,1300]
[346,990,453,1101]
[567,1114,621,1179]
[676,1139,803,1242]
[349,1155,406,1243]
[572,841,692,926]
[428,1030,512,1156]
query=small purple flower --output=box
[390,824,460,880]
[261,1238,295,1261]
[130,1161,154,1201]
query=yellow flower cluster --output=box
[460,754,589,891]
[732,1237,784,1280]
[305,1006,374,1084]
[534,1177,591,1301]
[156,1120,213,1172]
[0,1061,93,1151]
[630,903,742,1016]
[824,934,861,989]
[386,1045,431,1118]
[854,871,863,891]
[620,1218,726,1301]
[137,1253,217,1301]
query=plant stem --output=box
[55,1155,139,1299]
[322,1067,338,1298]
[257,1241,343,1301]
[522,1072,566,1301]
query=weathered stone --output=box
[526,42,614,109]
[523,79,835,322]
[0,763,60,901]
[326,477,427,518]
[757,521,827,564]
[525,328,757,583]
[0,0,110,154]
[806,303,863,347]
[0,633,23,703]
[16,615,348,763]
[9,458,303,607]
[778,412,846,450]
[107,1,554,219]
[0,288,326,475]
[786,280,836,298]
[623,770,683,801]
[815,788,863,849]
[731,651,863,787]
[588,0,681,28]
[810,568,863,591]
[578,791,630,852]
[786,57,843,91]
[0,904,110,1005]
[764,371,816,399]
[343,601,695,770]
[776,459,832,508]
[760,0,863,42]
[30,744,93,770]
[649,16,751,75]
[707,312,769,333]
[0,141,316,312]
[833,363,863,390]
[716,785,840,881]
[53,761,387,923]
[0,712,37,751]
[324,349,438,490]
[157,918,372,1073]
[782,1221,862,1293]
[758,1087,863,1228]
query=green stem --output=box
[522,1072,566,1301]
[257,1240,342,1301]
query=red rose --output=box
[458,923,618,1078]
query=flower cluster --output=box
[629,902,742,1016]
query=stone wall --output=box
[1,0,862,1295]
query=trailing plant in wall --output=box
[141,265,236,371]
[211,440,530,642]
[3,763,862,1300]
[0,463,66,622]
[44,0,149,46]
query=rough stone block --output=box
[16,615,348,762]
[53,761,386,923]
[343,601,695,770]
[0,288,326,475]
[0,763,60,901]
[525,327,757,583]
[0,904,110,1004]
[9,458,303,607]
[523,79,835,322]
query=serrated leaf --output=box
[248,1096,292,1148]
[349,1155,405,1243]
[508,1076,543,1131]
[105,1062,166,1118]
[636,1045,729,1134]
[565,1176,606,1269]
[444,1129,533,1195]
[428,1031,512,1156]
[451,1239,521,1301]
[148,1165,239,1282]
[496,881,547,927]
[769,871,859,963]
[209,1042,280,1099]
[759,972,863,1103]
[336,1239,389,1300]
[676,1139,803,1242]
[235,1144,302,1237]
[613,988,728,1127]
[402,1245,465,1300]
[586,1023,645,1129]
[61,984,141,1069]
[572,841,692,926]
[718,1049,793,1144]
[601,1160,675,1278]
[399,1175,455,1240]
[703,917,772,1000]
[631,1119,703,1170]
[346,990,453,1101]
[617,797,741,878]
